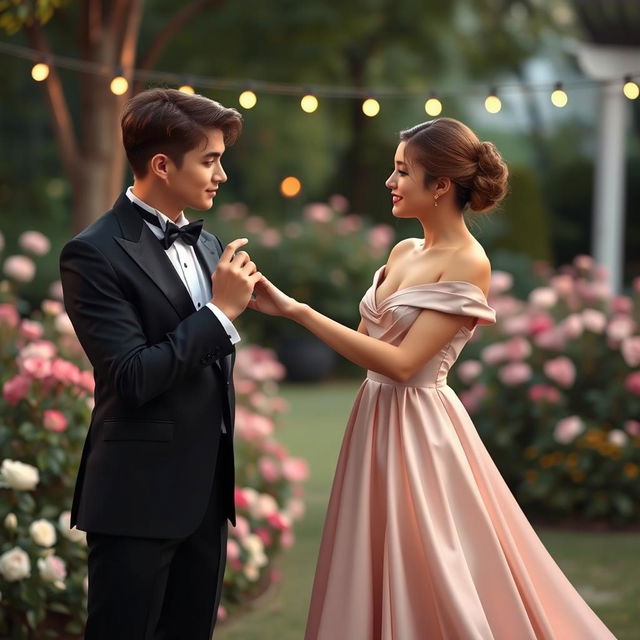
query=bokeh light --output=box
[178,84,195,94]
[623,80,639,100]
[31,63,50,82]
[424,97,442,116]
[362,98,380,117]
[110,75,129,96]
[301,94,319,113]
[484,94,502,114]
[239,90,257,109]
[280,176,302,198]
[550,83,568,108]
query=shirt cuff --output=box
[205,303,241,345]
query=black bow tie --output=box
[133,202,204,249]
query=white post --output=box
[592,82,628,293]
[576,43,640,293]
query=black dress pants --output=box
[84,462,228,640]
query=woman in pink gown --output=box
[250,118,616,639]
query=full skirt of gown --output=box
[305,268,616,640]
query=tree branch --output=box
[137,0,224,73]
[25,20,81,188]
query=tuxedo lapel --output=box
[112,195,196,320]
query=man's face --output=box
[165,128,228,211]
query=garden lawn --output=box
[217,381,640,640]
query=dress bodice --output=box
[360,266,496,388]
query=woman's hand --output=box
[248,277,302,319]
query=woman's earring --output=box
[434,193,439,207]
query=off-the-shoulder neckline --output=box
[373,265,489,307]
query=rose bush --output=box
[449,255,640,525]
[0,230,307,636]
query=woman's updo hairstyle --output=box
[400,118,508,213]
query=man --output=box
[60,88,259,639]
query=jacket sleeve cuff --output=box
[205,302,241,345]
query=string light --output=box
[623,76,639,100]
[484,89,502,114]
[110,68,128,95]
[424,96,442,116]
[239,90,257,109]
[362,97,380,117]
[280,176,301,198]
[300,94,319,113]
[31,62,49,82]
[550,82,568,107]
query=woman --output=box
[250,118,616,639]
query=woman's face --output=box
[385,141,433,219]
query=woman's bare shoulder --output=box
[440,245,491,295]
[386,238,421,264]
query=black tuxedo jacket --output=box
[60,193,236,539]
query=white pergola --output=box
[576,43,640,294]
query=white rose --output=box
[37,555,67,584]
[29,519,57,547]
[0,459,39,490]
[529,287,558,309]
[243,562,260,582]
[58,512,87,545]
[242,533,265,557]
[4,513,17,531]
[250,493,279,519]
[0,547,31,582]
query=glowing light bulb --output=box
[484,94,502,114]
[301,94,319,113]
[424,97,442,117]
[362,98,380,117]
[623,80,639,100]
[179,84,195,94]
[551,83,568,107]
[31,62,50,82]
[280,176,302,198]
[239,90,257,109]
[110,75,129,96]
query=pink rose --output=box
[581,309,606,334]
[43,410,68,433]
[230,515,250,539]
[621,336,640,367]
[50,359,81,386]
[550,274,573,296]
[37,555,66,583]
[607,429,628,447]
[18,231,50,256]
[457,360,482,384]
[543,356,576,388]
[533,329,565,351]
[561,314,583,339]
[282,458,309,483]
[19,340,57,361]
[573,255,594,271]
[54,313,75,336]
[624,420,640,436]
[625,372,640,395]
[79,370,95,393]
[303,203,333,223]
[244,215,266,233]
[0,303,20,328]
[227,539,240,560]
[234,488,249,510]
[528,312,554,335]
[489,271,513,295]
[505,337,531,361]
[336,214,362,235]
[217,605,228,622]
[607,315,635,343]
[529,287,557,309]
[528,384,560,404]
[2,376,30,406]
[3,255,36,282]
[280,530,295,550]
[20,320,43,341]
[255,527,272,546]
[502,315,530,336]
[367,224,394,251]
[41,300,64,316]
[258,457,280,483]
[260,228,281,248]
[460,383,488,414]
[481,342,508,365]
[498,362,532,386]
[611,296,632,314]
[267,512,291,531]
[329,194,349,213]
[19,357,52,379]
[48,280,64,300]
[554,416,584,444]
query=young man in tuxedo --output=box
[60,88,259,639]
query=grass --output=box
[218,381,640,640]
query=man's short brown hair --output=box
[121,88,243,177]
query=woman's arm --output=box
[250,278,466,382]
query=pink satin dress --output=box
[305,266,616,640]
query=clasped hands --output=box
[210,238,297,322]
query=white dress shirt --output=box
[125,187,240,345]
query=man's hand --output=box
[211,239,261,321]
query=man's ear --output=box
[149,154,170,181]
